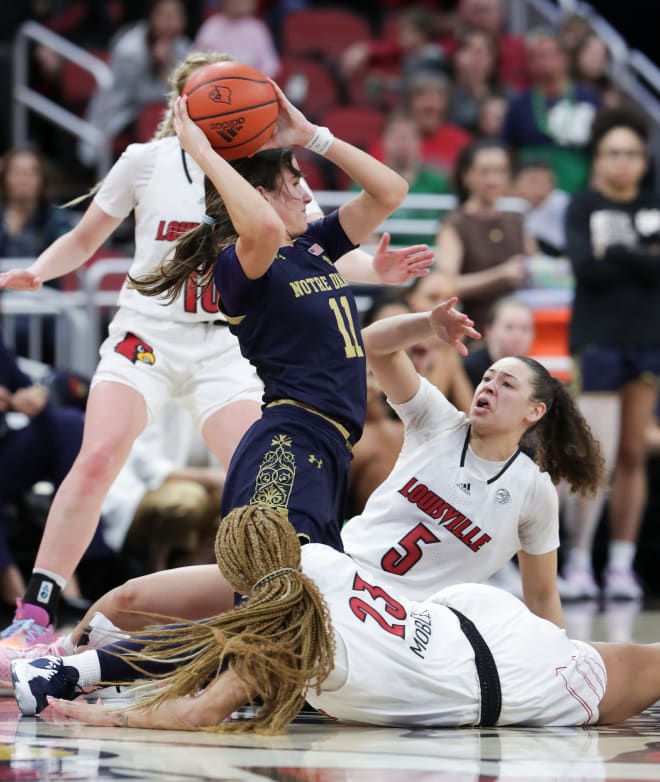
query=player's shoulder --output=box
[517,451,555,495]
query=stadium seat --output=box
[319,106,386,189]
[60,50,109,115]
[135,101,167,142]
[280,9,372,62]
[278,58,340,123]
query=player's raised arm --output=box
[362,298,480,404]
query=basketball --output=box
[183,61,279,160]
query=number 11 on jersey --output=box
[329,296,364,359]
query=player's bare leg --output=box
[595,641,660,723]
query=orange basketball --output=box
[183,61,278,160]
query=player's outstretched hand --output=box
[429,297,481,356]
[260,80,316,150]
[372,233,434,284]
[0,268,42,290]
[47,696,125,727]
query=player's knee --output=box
[76,444,124,485]
[110,578,148,619]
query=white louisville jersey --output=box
[94,136,218,324]
[341,378,559,601]
[302,544,604,728]
[301,543,481,727]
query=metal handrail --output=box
[12,20,114,178]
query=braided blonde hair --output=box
[118,505,335,735]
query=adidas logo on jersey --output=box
[457,482,471,494]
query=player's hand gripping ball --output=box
[183,61,279,159]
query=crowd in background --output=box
[0,0,659,614]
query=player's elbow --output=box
[382,173,409,212]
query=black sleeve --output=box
[601,244,660,284]
[565,194,633,288]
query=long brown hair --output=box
[129,149,302,304]
[117,505,335,735]
[516,356,604,495]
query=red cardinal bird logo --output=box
[114,332,156,365]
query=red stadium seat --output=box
[319,106,386,189]
[135,101,167,142]
[60,50,109,114]
[278,58,340,123]
[280,9,372,62]
[320,106,385,151]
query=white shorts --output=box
[92,308,263,429]
[435,583,607,726]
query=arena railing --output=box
[0,259,90,375]
[12,21,114,180]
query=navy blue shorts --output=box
[221,404,352,551]
[573,345,660,394]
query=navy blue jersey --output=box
[214,210,366,441]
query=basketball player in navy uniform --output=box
[0,53,432,658]
[132,79,409,550]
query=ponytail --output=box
[517,358,604,495]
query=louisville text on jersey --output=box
[399,476,492,552]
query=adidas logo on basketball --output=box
[211,116,245,143]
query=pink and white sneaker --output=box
[0,599,54,649]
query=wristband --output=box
[304,126,334,156]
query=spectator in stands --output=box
[448,28,505,134]
[378,71,472,176]
[475,92,507,139]
[500,28,601,194]
[404,274,474,412]
[193,0,280,79]
[450,0,528,91]
[80,0,190,167]
[562,107,660,601]
[512,159,570,257]
[0,330,109,607]
[435,139,534,334]
[0,146,72,363]
[356,111,451,246]
[0,147,71,260]
[556,12,593,61]
[462,297,535,390]
[339,5,447,108]
[568,31,626,110]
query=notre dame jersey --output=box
[214,211,366,441]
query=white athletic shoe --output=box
[558,566,600,601]
[77,612,128,649]
[11,656,81,716]
[603,567,643,601]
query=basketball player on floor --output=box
[15,505,660,731]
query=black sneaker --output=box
[11,656,81,716]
